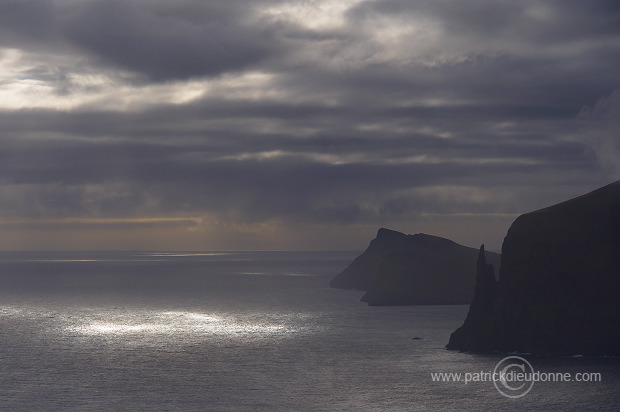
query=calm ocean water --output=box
[0,251,618,411]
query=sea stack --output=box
[446,245,498,352]
[447,180,620,355]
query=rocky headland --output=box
[447,180,620,356]
[330,228,501,305]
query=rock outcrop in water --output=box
[446,245,498,352]
[330,228,501,305]
[447,180,620,355]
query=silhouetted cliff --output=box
[448,180,620,355]
[446,245,498,351]
[330,228,500,305]
[329,228,415,291]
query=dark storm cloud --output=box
[337,0,620,106]
[62,0,281,81]
[0,0,291,81]
[1,0,620,248]
[0,0,55,46]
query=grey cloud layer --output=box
[0,101,595,224]
[1,0,288,81]
[1,0,619,243]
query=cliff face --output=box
[448,180,620,355]
[330,228,501,305]
[329,228,415,291]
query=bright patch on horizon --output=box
[0,217,204,228]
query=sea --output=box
[0,251,618,411]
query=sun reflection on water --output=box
[67,310,310,339]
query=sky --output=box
[1,0,619,251]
